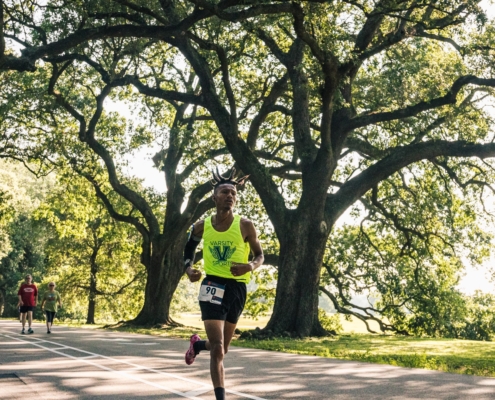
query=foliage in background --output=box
[320,169,495,338]
[35,170,145,324]
[459,291,495,341]
[318,309,343,335]
[170,276,201,316]
[0,160,53,319]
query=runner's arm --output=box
[231,220,264,276]
[184,221,204,282]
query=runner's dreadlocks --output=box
[211,167,249,192]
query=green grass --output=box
[233,334,495,377]
[4,316,494,377]
[175,313,382,333]
[104,322,207,339]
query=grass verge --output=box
[233,334,495,377]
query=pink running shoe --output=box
[185,334,201,365]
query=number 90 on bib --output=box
[198,281,226,305]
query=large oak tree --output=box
[2,0,495,335]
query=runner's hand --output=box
[186,267,202,283]
[230,263,253,277]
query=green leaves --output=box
[35,170,145,322]
[2,0,495,333]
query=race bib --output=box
[198,281,225,305]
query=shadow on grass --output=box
[100,320,207,339]
[233,334,495,377]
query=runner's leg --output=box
[204,319,226,390]
[45,312,50,332]
[223,321,237,355]
[191,322,235,356]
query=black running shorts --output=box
[199,275,247,324]
[19,306,34,313]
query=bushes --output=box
[458,292,495,341]
[318,309,343,335]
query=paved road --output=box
[1,320,495,399]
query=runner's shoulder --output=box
[192,220,205,237]
[240,217,257,237]
[240,216,254,227]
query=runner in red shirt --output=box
[17,274,38,334]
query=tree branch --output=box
[0,0,5,58]
[111,0,169,24]
[247,73,288,149]
[187,32,237,127]
[48,69,161,237]
[330,140,495,223]
[113,74,204,105]
[347,76,495,132]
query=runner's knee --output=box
[210,341,225,359]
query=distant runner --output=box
[18,274,38,334]
[183,168,264,400]
[41,282,62,334]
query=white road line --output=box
[80,355,100,360]
[107,342,158,345]
[0,329,268,400]
[1,333,205,400]
[3,333,210,386]
[123,366,146,371]
[184,388,215,397]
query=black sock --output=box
[193,340,207,355]
[214,387,225,400]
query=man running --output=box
[184,168,264,400]
[18,274,38,334]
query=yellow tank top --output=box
[203,215,251,283]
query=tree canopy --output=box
[1,0,495,336]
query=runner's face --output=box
[25,276,32,283]
[214,184,237,210]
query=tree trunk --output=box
[132,240,184,326]
[86,295,96,324]
[265,213,329,337]
[86,262,97,324]
[0,289,4,316]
